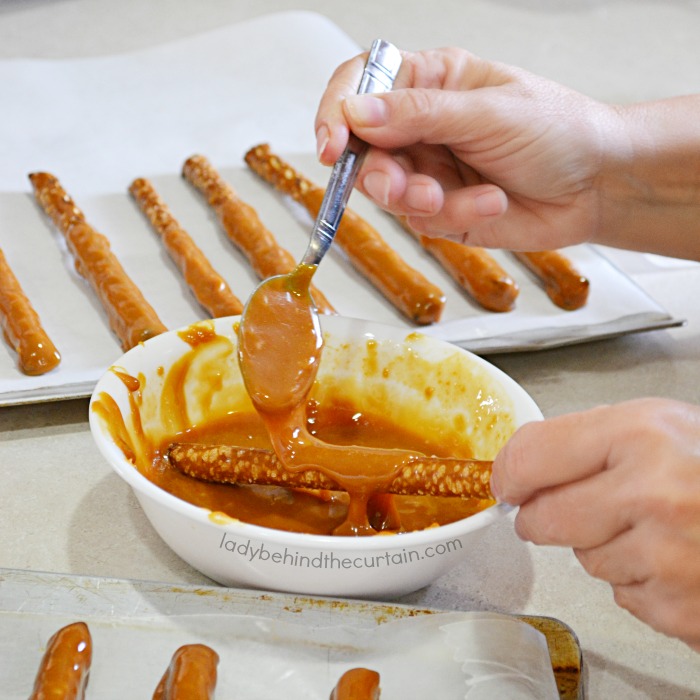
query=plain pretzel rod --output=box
[166,442,494,500]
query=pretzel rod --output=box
[397,216,519,312]
[152,644,219,700]
[331,668,381,700]
[167,442,493,499]
[29,172,167,350]
[513,250,590,310]
[0,248,61,374]
[129,178,244,318]
[28,622,92,700]
[244,144,446,325]
[182,154,335,314]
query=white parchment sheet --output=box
[0,11,680,405]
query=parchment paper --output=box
[0,569,559,699]
[0,11,681,405]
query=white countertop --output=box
[2,2,700,698]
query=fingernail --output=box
[474,189,507,217]
[316,124,330,160]
[363,171,391,206]
[405,182,437,214]
[344,95,388,127]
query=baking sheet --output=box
[0,568,562,699]
[0,11,683,406]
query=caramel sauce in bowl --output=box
[89,315,542,598]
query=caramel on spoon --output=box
[237,41,410,535]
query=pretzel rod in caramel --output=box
[0,248,61,375]
[167,443,493,499]
[129,177,243,318]
[28,622,92,700]
[397,216,519,312]
[244,144,446,325]
[513,250,590,310]
[181,154,335,314]
[152,644,219,700]
[331,668,381,700]
[29,172,167,350]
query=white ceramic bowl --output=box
[89,315,541,599]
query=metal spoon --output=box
[237,39,402,415]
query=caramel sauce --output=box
[237,264,424,535]
[93,315,509,536]
[243,144,446,324]
[150,406,489,535]
[181,154,335,314]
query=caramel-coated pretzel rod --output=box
[129,177,243,318]
[244,144,446,325]
[30,172,167,350]
[167,442,494,500]
[182,154,335,314]
[0,247,61,374]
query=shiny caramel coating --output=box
[28,622,92,700]
[513,250,590,310]
[397,216,519,312]
[167,442,493,500]
[0,248,61,374]
[129,177,243,318]
[29,172,167,350]
[330,668,381,700]
[152,644,219,700]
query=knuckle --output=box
[399,88,434,122]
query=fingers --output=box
[512,465,634,548]
[491,405,618,506]
[405,186,509,238]
[315,47,500,164]
[339,88,495,151]
[493,398,700,508]
[576,524,700,648]
[351,143,508,234]
[315,53,366,164]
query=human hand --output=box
[315,47,620,250]
[490,398,700,650]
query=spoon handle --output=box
[302,39,402,267]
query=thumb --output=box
[342,88,493,149]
